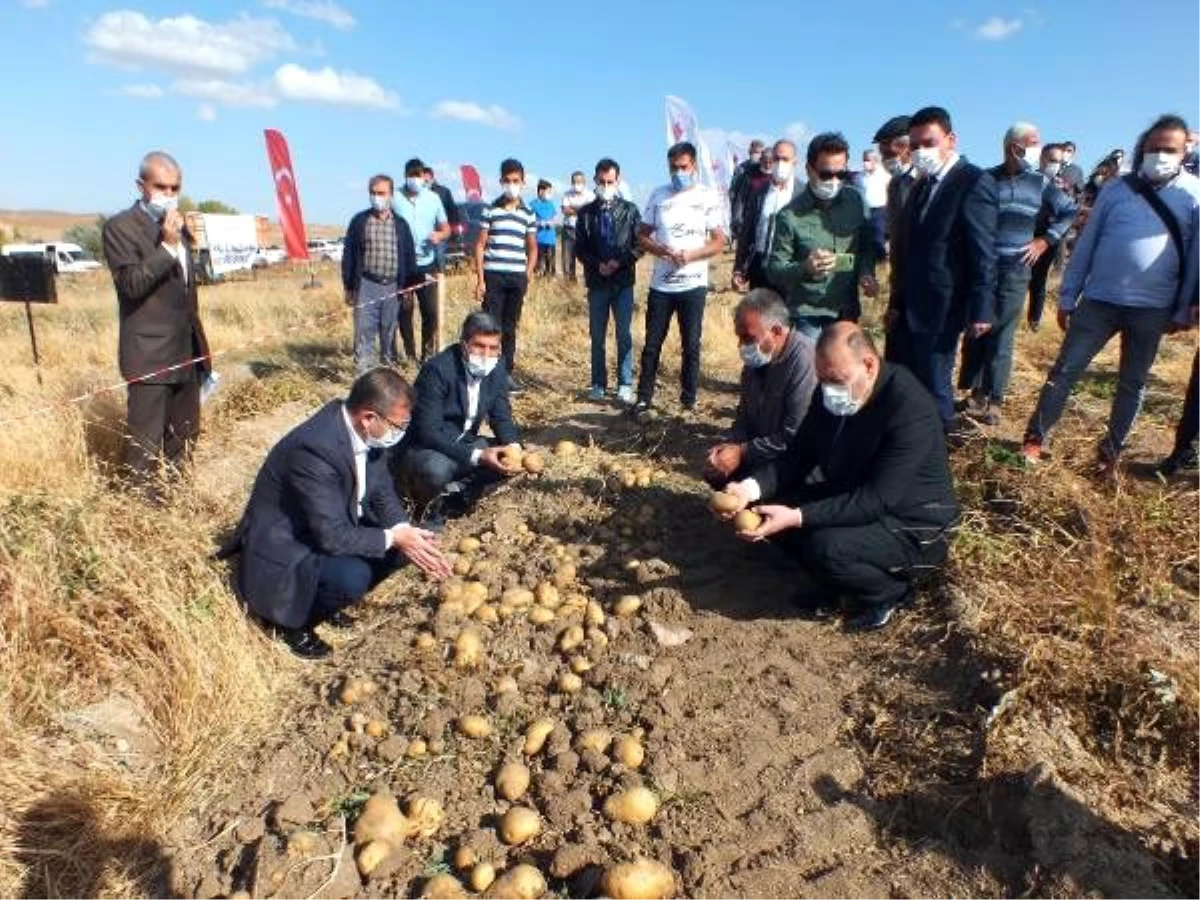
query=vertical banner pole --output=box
[436,274,446,354]
[24,300,43,385]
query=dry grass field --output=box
[0,254,1194,898]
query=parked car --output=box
[306,238,343,263]
[252,246,288,268]
[0,242,102,274]
[445,201,487,269]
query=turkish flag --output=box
[264,129,309,260]
[460,164,483,201]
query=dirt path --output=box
[163,359,1188,899]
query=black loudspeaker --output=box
[0,255,57,304]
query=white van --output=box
[0,242,103,274]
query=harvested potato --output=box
[456,715,492,739]
[501,587,535,609]
[534,582,561,608]
[339,677,375,705]
[439,581,466,604]
[584,601,606,627]
[485,864,546,900]
[405,797,444,838]
[348,711,370,733]
[558,625,585,653]
[556,672,583,694]
[414,631,438,651]
[498,806,541,845]
[601,859,676,899]
[528,606,555,626]
[353,790,408,846]
[612,735,645,769]
[499,446,524,469]
[708,491,741,514]
[452,558,472,577]
[603,786,659,824]
[329,738,349,759]
[364,719,388,738]
[620,471,638,489]
[494,675,519,695]
[553,563,577,588]
[454,629,483,669]
[421,873,468,899]
[470,862,497,892]
[569,655,593,675]
[495,761,531,801]
[575,728,612,754]
[522,718,556,756]
[406,738,428,758]
[473,604,499,624]
[453,845,477,872]
[733,509,762,532]
[355,839,393,877]
[586,627,609,649]
[614,595,642,618]
[636,472,652,488]
[521,452,544,475]
[287,829,321,856]
[554,439,578,457]
[457,536,482,554]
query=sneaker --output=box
[507,376,525,394]
[979,401,1001,427]
[1020,437,1043,465]
[1158,446,1199,477]
[277,626,332,660]
[844,603,900,633]
[587,386,606,402]
[629,400,655,424]
[616,385,634,404]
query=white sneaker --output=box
[616,385,634,404]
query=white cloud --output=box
[197,103,218,122]
[975,16,1023,40]
[432,100,520,130]
[263,0,355,30]
[117,83,164,98]
[174,78,278,108]
[84,10,297,76]
[272,63,399,109]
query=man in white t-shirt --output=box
[861,149,891,261]
[560,170,594,283]
[633,141,726,419]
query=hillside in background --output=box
[0,209,343,245]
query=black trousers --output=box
[561,229,577,279]
[482,270,528,374]
[778,518,952,607]
[637,286,707,406]
[312,550,406,624]
[536,244,556,277]
[396,265,439,362]
[124,375,201,483]
[746,253,772,290]
[1171,351,1199,457]
[393,437,503,507]
[1026,242,1059,327]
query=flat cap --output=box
[872,116,911,143]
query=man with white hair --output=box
[860,149,891,261]
[957,121,1075,425]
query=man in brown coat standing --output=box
[103,150,210,490]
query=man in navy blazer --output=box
[887,106,998,428]
[232,368,451,658]
[394,311,524,520]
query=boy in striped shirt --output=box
[475,158,538,390]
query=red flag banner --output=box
[264,128,309,260]
[460,164,482,201]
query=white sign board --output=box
[202,214,258,275]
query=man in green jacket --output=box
[767,132,878,338]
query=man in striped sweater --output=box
[475,158,538,391]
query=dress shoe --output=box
[844,592,913,633]
[279,626,332,660]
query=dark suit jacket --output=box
[341,209,417,292]
[103,203,210,383]
[234,400,408,628]
[430,182,459,227]
[406,347,519,465]
[733,178,805,276]
[890,158,997,334]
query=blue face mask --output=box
[671,170,695,191]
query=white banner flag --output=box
[201,214,259,275]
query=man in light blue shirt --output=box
[393,157,449,363]
[1023,114,1200,469]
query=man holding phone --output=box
[767,132,878,338]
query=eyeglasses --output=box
[372,410,410,431]
[814,170,848,181]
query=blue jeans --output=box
[958,260,1032,402]
[1024,298,1173,457]
[587,283,634,390]
[354,277,398,372]
[792,314,837,341]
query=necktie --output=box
[919,176,940,220]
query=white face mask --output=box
[738,338,772,368]
[773,161,794,183]
[502,183,522,200]
[912,146,943,176]
[595,183,617,202]
[370,194,390,212]
[811,178,841,201]
[365,416,405,449]
[405,177,425,194]
[1063,151,1074,164]
[1021,144,1041,169]
[1141,151,1183,183]
[466,352,499,378]
[1042,161,1062,178]
[572,182,585,193]
[883,157,906,176]
[820,376,864,417]
[146,192,178,219]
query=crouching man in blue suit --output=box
[230,367,452,658]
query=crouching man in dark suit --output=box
[231,368,451,658]
[718,323,960,632]
[393,311,524,523]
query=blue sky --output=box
[1,0,1197,229]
